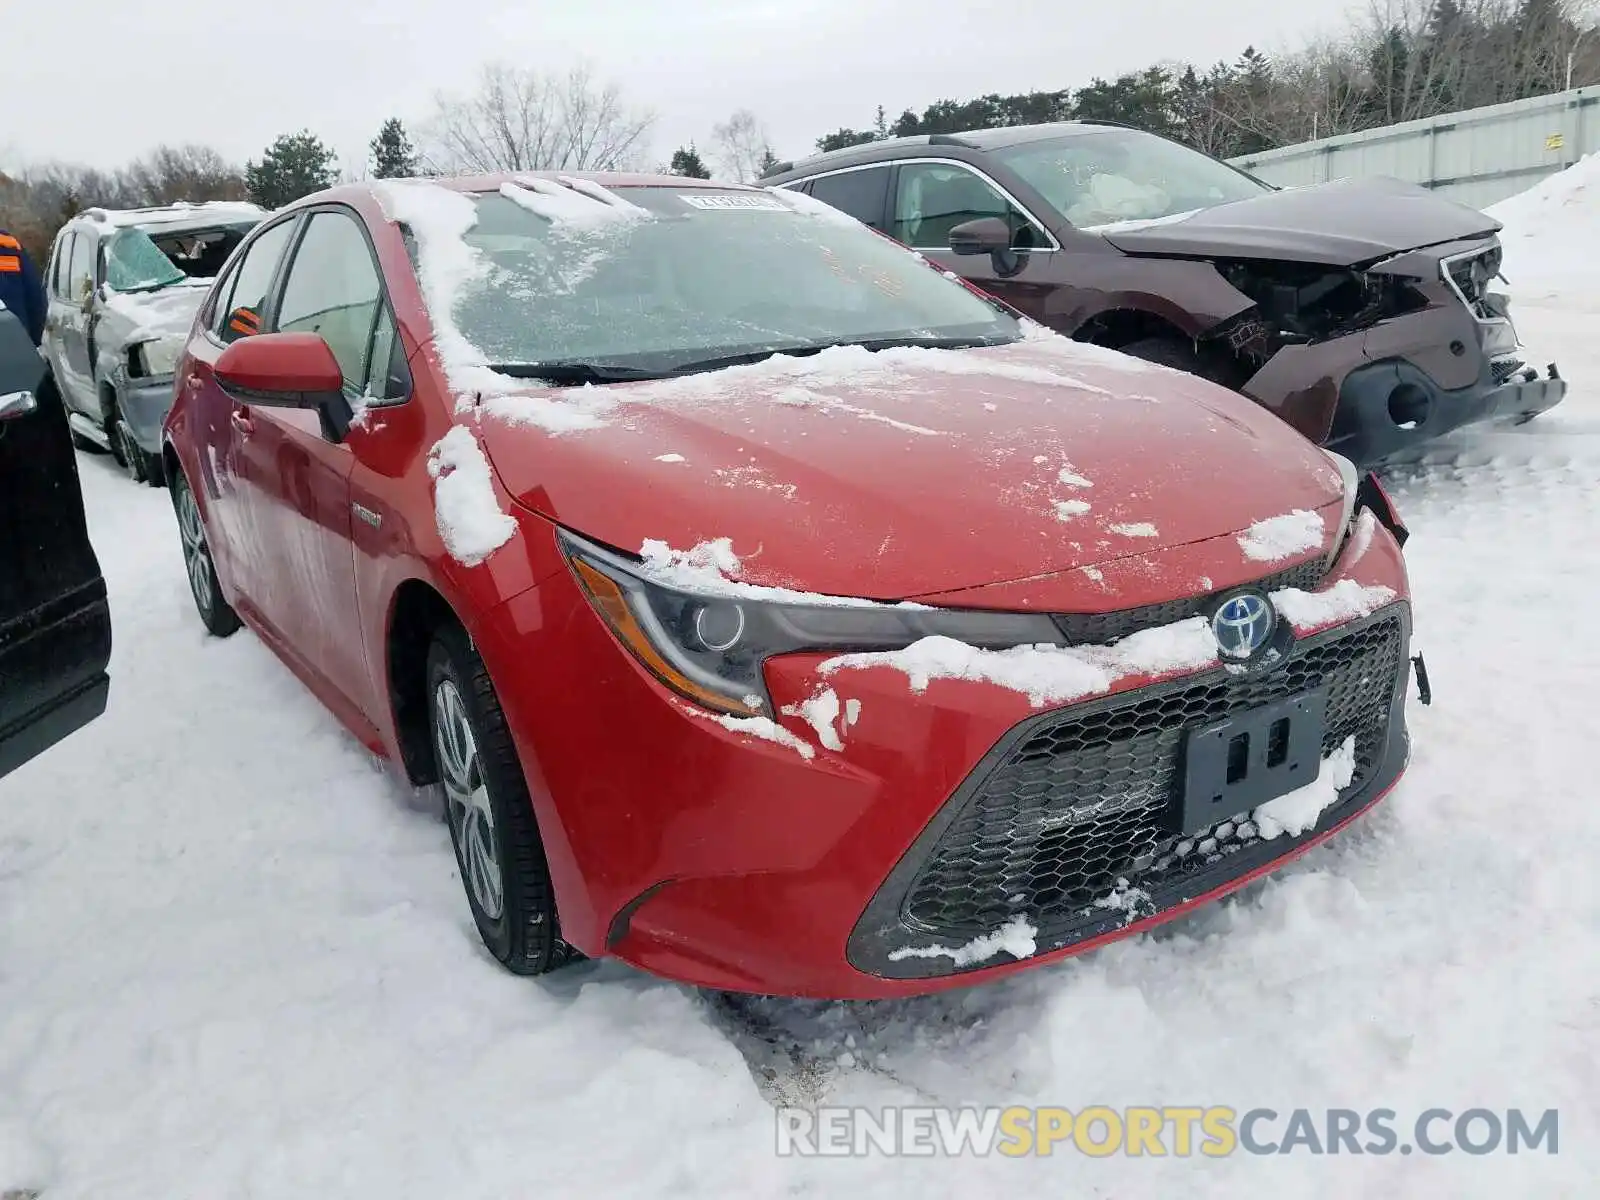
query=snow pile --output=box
[773,385,945,435]
[1488,152,1600,292]
[1054,499,1092,520]
[781,687,848,751]
[822,618,1218,709]
[503,177,650,225]
[1272,579,1397,630]
[637,537,928,609]
[690,708,816,760]
[426,426,517,566]
[372,180,502,401]
[1252,735,1358,840]
[1109,521,1160,538]
[888,914,1039,967]
[101,285,208,344]
[1057,464,1093,488]
[1238,509,1326,562]
[654,452,686,463]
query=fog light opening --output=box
[1386,383,1430,431]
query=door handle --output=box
[185,373,202,390]
[230,409,254,437]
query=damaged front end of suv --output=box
[1197,239,1564,465]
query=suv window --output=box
[275,211,384,392]
[65,233,95,304]
[805,167,891,229]
[213,219,296,342]
[892,163,1044,251]
[49,233,74,299]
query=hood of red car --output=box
[476,336,1345,603]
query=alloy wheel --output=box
[175,481,214,620]
[433,678,505,921]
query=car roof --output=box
[293,171,767,210]
[759,121,1130,181]
[74,201,266,234]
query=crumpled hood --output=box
[1101,176,1501,266]
[101,280,209,345]
[477,335,1344,604]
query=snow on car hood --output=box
[476,331,1345,604]
[102,280,210,344]
[1100,176,1501,266]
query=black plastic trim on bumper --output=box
[1325,355,1567,467]
[846,605,1412,981]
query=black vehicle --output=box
[0,302,111,779]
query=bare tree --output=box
[710,109,775,182]
[122,144,249,205]
[422,63,655,174]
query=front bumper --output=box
[477,518,1412,1000]
[117,376,178,455]
[1325,355,1566,466]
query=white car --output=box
[41,201,264,483]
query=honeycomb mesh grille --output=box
[1052,557,1326,646]
[902,614,1404,939]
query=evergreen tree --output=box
[668,144,711,178]
[815,128,879,153]
[370,118,420,179]
[245,130,338,208]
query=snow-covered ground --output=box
[4,163,1600,1199]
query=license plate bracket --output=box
[1179,689,1328,836]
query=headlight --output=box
[1322,448,1361,569]
[133,337,182,378]
[1480,317,1519,358]
[563,532,1063,716]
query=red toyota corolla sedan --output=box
[161,172,1417,999]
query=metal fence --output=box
[1227,88,1600,210]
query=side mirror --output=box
[948,217,1012,256]
[215,332,355,442]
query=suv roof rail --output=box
[761,130,983,179]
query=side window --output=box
[805,167,891,229]
[892,163,1044,252]
[49,233,74,299]
[275,212,384,392]
[215,219,297,343]
[363,304,409,402]
[65,233,95,303]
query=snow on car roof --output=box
[80,201,266,232]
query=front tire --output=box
[113,413,158,485]
[427,623,575,976]
[170,470,241,638]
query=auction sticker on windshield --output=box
[679,194,790,211]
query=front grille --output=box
[896,611,1405,949]
[1491,356,1527,385]
[1052,557,1325,646]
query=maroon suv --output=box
[762,122,1566,466]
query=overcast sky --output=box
[3,0,1355,175]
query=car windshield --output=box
[994,129,1272,229]
[435,184,1019,374]
[104,227,187,292]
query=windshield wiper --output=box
[487,361,668,384]
[659,333,1017,379]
